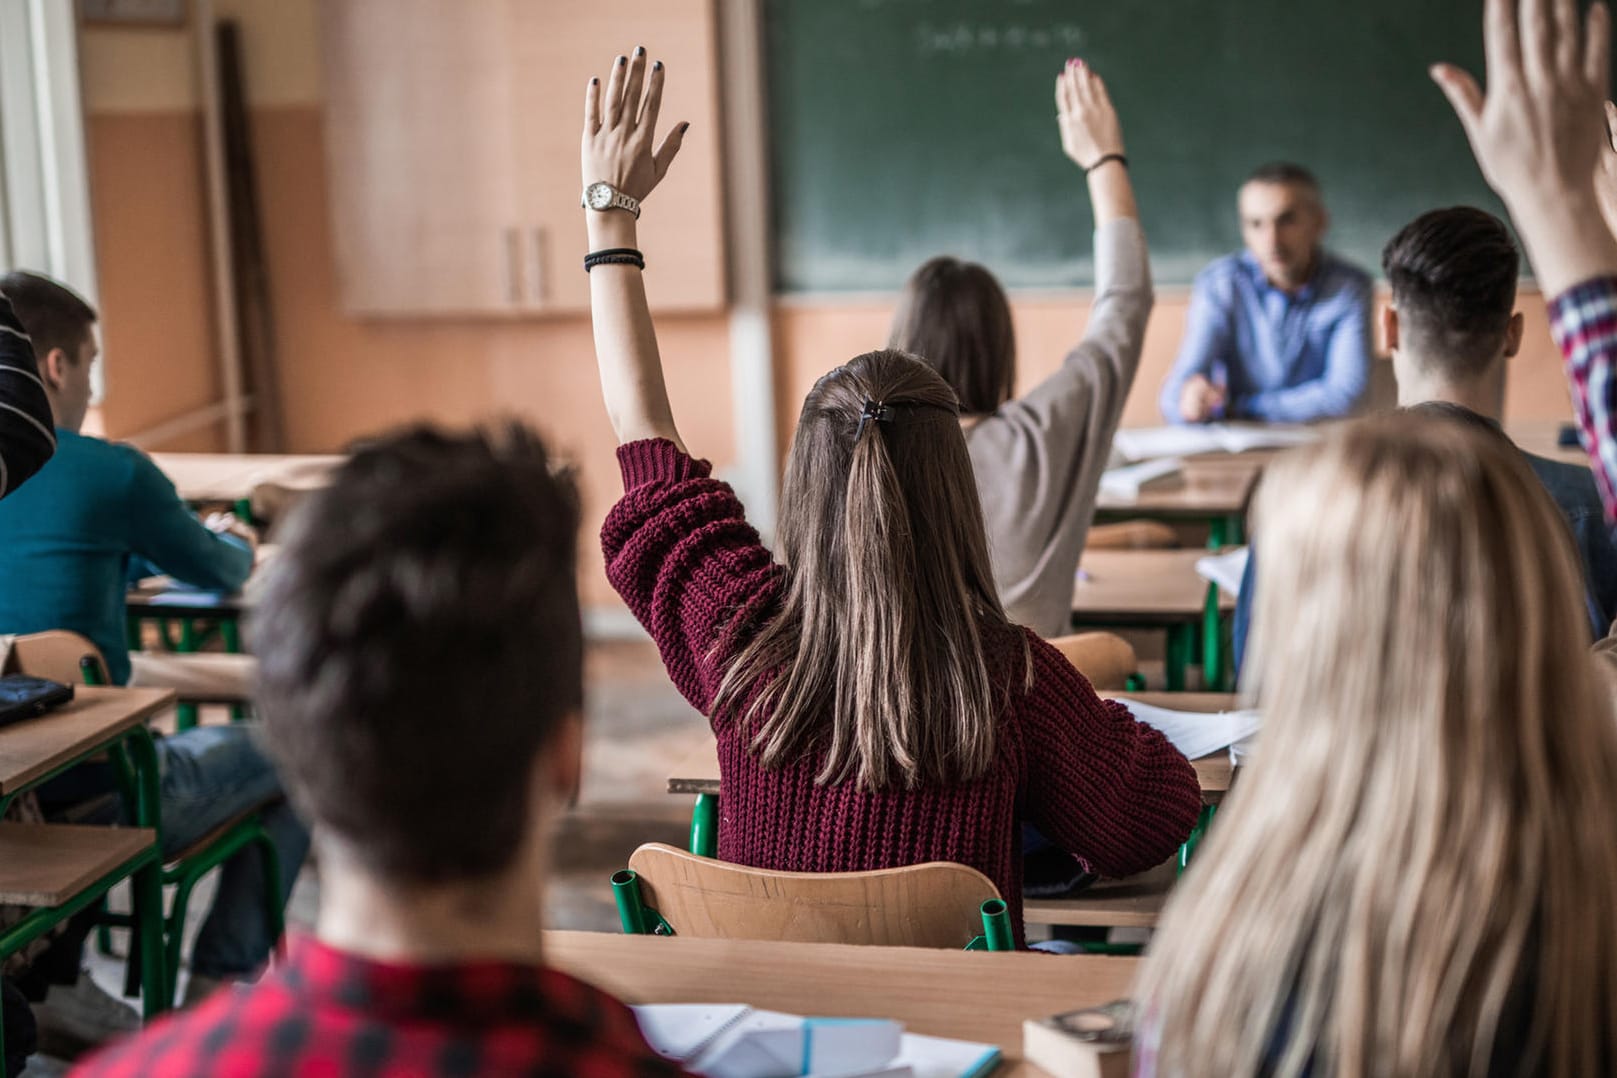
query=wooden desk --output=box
[666,691,1237,804]
[1073,549,1237,691]
[0,687,176,796]
[547,930,1138,1075]
[151,452,342,522]
[126,580,248,622]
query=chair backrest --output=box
[8,631,107,684]
[1045,631,1138,690]
[625,843,1001,950]
[1086,520,1179,551]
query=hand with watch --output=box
[580,45,689,273]
[581,47,690,450]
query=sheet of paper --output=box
[1099,457,1185,500]
[1214,423,1319,454]
[635,1004,754,1063]
[884,1033,1001,1078]
[1121,699,1263,762]
[1194,547,1249,595]
[1111,426,1228,462]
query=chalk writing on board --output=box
[914,21,1085,55]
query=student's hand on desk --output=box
[1054,59,1124,170]
[1179,375,1226,424]
[203,511,259,555]
[581,47,688,209]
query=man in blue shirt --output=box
[0,271,308,1042]
[1234,208,1617,678]
[1160,162,1373,424]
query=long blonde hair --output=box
[1136,414,1617,1076]
[711,350,1024,791]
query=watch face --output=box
[586,183,614,210]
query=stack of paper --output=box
[1194,547,1249,595]
[634,1004,1001,1078]
[1121,699,1262,762]
[1111,423,1318,463]
[1098,457,1185,500]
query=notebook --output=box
[633,1004,1001,1078]
[1098,457,1185,500]
[1111,423,1317,463]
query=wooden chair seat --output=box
[1044,632,1138,690]
[1021,859,1175,929]
[1086,520,1180,550]
[165,802,275,865]
[0,822,157,906]
[626,843,1001,950]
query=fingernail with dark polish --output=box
[635,45,645,57]
[653,60,663,71]
[616,55,626,66]
[590,77,599,85]
[679,122,690,134]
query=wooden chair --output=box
[1086,520,1179,550]
[1045,632,1139,691]
[8,631,285,1006]
[614,843,1009,950]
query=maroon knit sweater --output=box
[603,439,1202,945]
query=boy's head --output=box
[252,422,583,886]
[0,271,98,433]
[1382,207,1522,392]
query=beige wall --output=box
[79,5,1578,607]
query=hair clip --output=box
[855,399,892,440]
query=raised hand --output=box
[1598,101,1617,239]
[1431,0,1617,293]
[582,47,688,206]
[1055,59,1125,171]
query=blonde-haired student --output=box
[582,48,1200,946]
[1135,414,1617,1076]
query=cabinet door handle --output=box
[502,226,523,304]
[529,226,545,304]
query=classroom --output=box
[0,0,1614,1074]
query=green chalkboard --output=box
[766,0,1578,292]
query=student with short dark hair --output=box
[585,50,1200,947]
[75,423,690,1077]
[1233,207,1617,673]
[1160,160,1373,424]
[888,60,1152,637]
[0,271,306,1040]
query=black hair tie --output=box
[855,399,892,439]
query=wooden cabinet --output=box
[320,0,726,317]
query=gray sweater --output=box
[966,218,1152,637]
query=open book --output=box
[634,1004,1001,1078]
[1111,423,1318,463]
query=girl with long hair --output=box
[1135,413,1617,1075]
[888,61,1150,638]
[582,50,1200,945]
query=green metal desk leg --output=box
[1164,625,1190,692]
[1177,804,1218,875]
[123,727,171,1019]
[1208,517,1227,550]
[689,794,718,858]
[1202,584,1226,692]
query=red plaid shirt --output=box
[1550,276,1617,522]
[71,935,691,1077]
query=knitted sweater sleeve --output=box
[602,438,782,719]
[1019,632,1202,878]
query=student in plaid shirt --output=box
[74,422,688,1077]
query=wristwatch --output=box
[580,181,641,220]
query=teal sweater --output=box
[0,429,252,684]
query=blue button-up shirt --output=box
[1159,249,1374,424]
